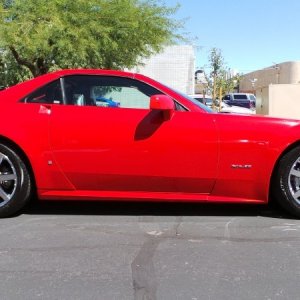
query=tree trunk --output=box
[9,47,48,77]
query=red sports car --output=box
[0,69,300,217]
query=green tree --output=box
[206,48,240,110]
[208,47,224,103]
[0,0,183,84]
[223,72,240,94]
[0,51,31,87]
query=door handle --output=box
[39,104,52,115]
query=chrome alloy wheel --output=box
[288,156,300,205]
[0,152,17,207]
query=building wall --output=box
[256,84,300,119]
[131,45,195,95]
[240,61,300,92]
[256,87,269,115]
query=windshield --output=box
[168,89,213,113]
[181,94,213,112]
[150,81,213,113]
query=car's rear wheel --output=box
[0,144,32,217]
[273,146,300,218]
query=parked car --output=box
[219,102,255,114]
[223,93,256,109]
[1,69,300,218]
[190,96,247,113]
[189,94,213,107]
[204,98,213,109]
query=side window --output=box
[233,94,247,100]
[63,75,163,109]
[23,80,62,104]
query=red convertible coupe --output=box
[1,69,300,217]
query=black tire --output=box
[0,144,32,217]
[272,146,300,218]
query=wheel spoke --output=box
[290,168,300,178]
[0,151,18,207]
[0,147,28,215]
[292,189,300,199]
[0,173,17,181]
[0,186,10,202]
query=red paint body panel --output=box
[49,106,218,193]
[1,69,300,205]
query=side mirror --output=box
[150,94,175,120]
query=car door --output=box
[49,75,218,194]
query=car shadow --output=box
[22,199,295,219]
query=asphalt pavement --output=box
[0,201,299,300]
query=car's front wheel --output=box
[273,146,300,218]
[0,144,32,217]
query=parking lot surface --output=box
[0,202,299,300]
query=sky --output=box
[163,0,300,74]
